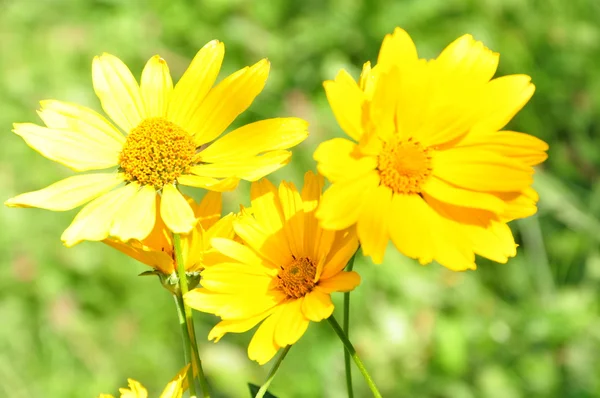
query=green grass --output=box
[1,0,599,397]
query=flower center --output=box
[276,256,317,299]
[119,117,196,189]
[378,137,432,194]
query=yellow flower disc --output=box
[276,256,317,299]
[378,137,432,194]
[120,117,196,189]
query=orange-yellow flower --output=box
[98,365,188,398]
[315,28,548,270]
[6,40,308,246]
[185,171,360,364]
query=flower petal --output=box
[278,181,305,257]
[160,184,196,233]
[316,171,380,230]
[320,229,358,280]
[433,147,534,192]
[357,184,392,264]
[193,191,222,230]
[207,306,278,342]
[103,238,173,274]
[210,237,267,267]
[13,123,120,171]
[301,289,334,322]
[317,271,361,293]
[314,138,378,184]
[323,69,365,141]
[434,34,498,84]
[248,306,284,365]
[140,55,173,117]
[377,27,418,70]
[190,150,292,181]
[301,171,325,259]
[168,40,225,129]
[199,118,308,163]
[5,173,124,211]
[274,299,310,347]
[61,184,138,247]
[233,216,290,268]
[422,175,507,214]
[191,59,270,146]
[110,184,157,241]
[177,174,239,192]
[38,100,125,145]
[92,53,145,132]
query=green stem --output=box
[255,345,292,398]
[343,251,358,398]
[328,316,382,398]
[173,233,210,398]
[173,294,198,398]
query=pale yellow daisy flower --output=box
[6,40,308,246]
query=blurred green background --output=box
[1,0,600,397]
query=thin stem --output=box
[173,233,210,398]
[328,316,382,398]
[173,294,197,398]
[254,345,292,398]
[343,251,358,398]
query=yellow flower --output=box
[185,171,360,364]
[5,40,309,246]
[314,28,548,270]
[105,191,234,275]
[98,365,188,398]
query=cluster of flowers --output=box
[6,28,547,397]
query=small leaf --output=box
[248,383,278,398]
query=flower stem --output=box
[254,345,292,398]
[173,294,198,398]
[328,316,382,398]
[343,251,358,398]
[173,233,210,398]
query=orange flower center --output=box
[378,137,432,194]
[119,117,196,189]
[276,256,317,299]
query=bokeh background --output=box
[1,0,599,397]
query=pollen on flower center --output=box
[119,117,196,189]
[378,137,433,194]
[276,256,317,299]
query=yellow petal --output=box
[159,365,189,398]
[472,74,535,134]
[39,99,125,145]
[177,174,239,192]
[455,130,549,166]
[274,299,310,347]
[320,229,358,280]
[301,289,334,321]
[250,178,284,234]
[434,34,498,84]
[388,194,476,270]
[210,237,267,267]
[377,27,418,70]
[119,379,148,398]
[103,238,174,274]
[61,184,138,247]
[323,69,365,141]
[92,53,145,132]
[248,306,285,365]
[160,184,196,233]
[199,118,309,163]
[13,123,120,171]
[200,263,274,294]
[496,187,539,221]
[368,67,399,142]
[190,150,292,181]
[186,288,281,320]
[357,185,392,264]
[168,40,225,129]
[233,216,290,267]
[191,59,270,146]
[110,184,157,241]
[300,171,324,259]
[278,181,304,257]
[422,175,506,214]
[207,307,278,342]
[193,191,222,230]
[5,173,124,211]
[433,147,533,192]
[140,55,173,117]
[316,171,380,230]
[317,271,361,293]
[314,138,378,184]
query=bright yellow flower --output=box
[105,191,234,276]
[314,28,548,270]
[98,365,188,398]
[6,40,308,246]
[185,171,360,364]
